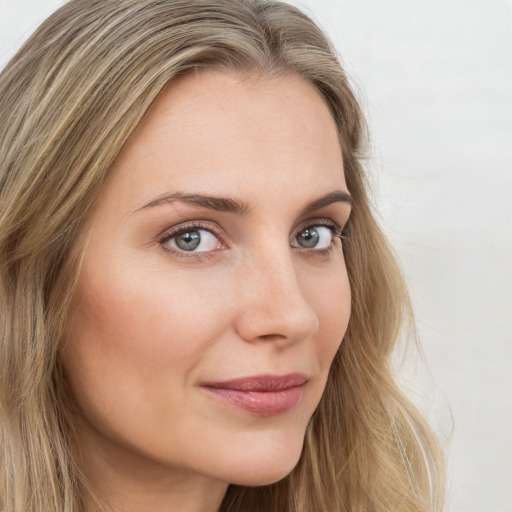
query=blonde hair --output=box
[0,1,444,511]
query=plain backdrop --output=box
[1,1,511,511]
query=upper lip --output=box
[201,373,308,392]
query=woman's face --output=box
[63,71,351,491]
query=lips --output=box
[201,373,307,417]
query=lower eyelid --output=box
[295,246,337,262]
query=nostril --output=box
[258,333,289,342]
[260,334,278,340]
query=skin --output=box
[62,70,352,512]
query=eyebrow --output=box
[137,192,251,216]
[298,190,352,216]
[137,189,352,216]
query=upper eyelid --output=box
[293,217,343,236]
[159,218,342,240]
[158,220,225,243]
[160,216,343,237]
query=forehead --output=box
[99,70,346,213]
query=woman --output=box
[0,1,444,511]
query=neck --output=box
[81,470,228,512]
[74,419,228,512]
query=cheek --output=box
[60,260,237,455]
[62,257,238,396]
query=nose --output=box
[233,248,320,346]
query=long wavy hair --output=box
[0,1,444,511]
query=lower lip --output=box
[202,385,305,417]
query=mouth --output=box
[200,373,307,417]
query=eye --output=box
[161,225,223,253]
[291,224,340,250]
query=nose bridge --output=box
[234,239,320,344]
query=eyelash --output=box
[158,221,223,260]
[158,219,348,260]
[301,219,346,240]
[295,219,347,259]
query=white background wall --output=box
[1,1,511,510]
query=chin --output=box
[228,457,302,487]
[217,430,306,487]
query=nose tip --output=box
[234,259,320,345]
[236,300,320,345]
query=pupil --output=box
[176,231,201,251]
[298,228,319,248]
